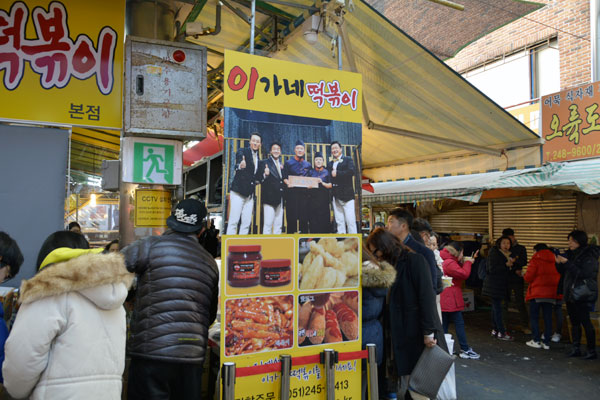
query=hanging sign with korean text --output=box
[542,81,600,162]
[224,50,362,124]
[0,0,124,129]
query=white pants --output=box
[332,197,357,234]
[226,191,254,235]
[262,201,283,234]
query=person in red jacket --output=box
[523,243,561,350]
[440,241,480,359]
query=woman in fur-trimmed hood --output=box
[361,248,397,366]
[2,231,134,400]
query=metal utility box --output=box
[124,37,207,139]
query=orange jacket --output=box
[524,249,561,301]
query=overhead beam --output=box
[425,0,464,11]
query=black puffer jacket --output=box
[122,230,219,364]
[558,245,599,304]
[482,246,510,300]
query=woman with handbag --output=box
[366,228,447,399]
[556,230,599,359]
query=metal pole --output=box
[367,344,379,400]
[250,0,256,54]
[591,0,600,81]
[280,354,292,400]
[337,34,342,70]
[222,362,236,400]
[425,0,464,11]
[66,128,72,222]
[323,349,336,400]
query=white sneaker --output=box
[459,348,481,359]
[541,342,550,350]
[526,340,542,349]
[551,333,561,343]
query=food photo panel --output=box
[224,295,294,357]
[297,291,359,347]
[298,236,359,290]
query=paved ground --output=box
[453,308,600,399]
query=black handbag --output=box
[409,344,456,399]
[571,279,594,302]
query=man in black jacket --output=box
[503,227,530,333]
[123,199,219,400]
[328,141,357,234]
[257,142,284,234]
[226,133,262,235]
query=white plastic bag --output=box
[436,334,457,400]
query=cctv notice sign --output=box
[134,189,171,227]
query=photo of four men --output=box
[224,109,361,235]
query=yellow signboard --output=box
[0,0,125,129]
[134,189,171,227]
[224,50,362,124]
[221,235,362,400]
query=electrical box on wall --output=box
[124,37,207,139]
[101,160,120,191]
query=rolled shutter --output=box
[492,198,577,261]
[430,204,489,234]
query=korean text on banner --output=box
[134,189,171,228]
[542,81,600,162]
[224,50,362,124]
[220,235,362,400]
[0,0,124,129]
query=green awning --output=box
[363,159,600,205]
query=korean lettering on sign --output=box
[0,0,123,129]
[226,66,358,110]
[0,2,117,94]
[542,82,600,162]
[224,50,362,123]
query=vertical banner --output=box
[221,50,363,400]
[542,81,600,162]
[0,0,125,129]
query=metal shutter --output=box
[492,198,577,260]
[430,204,489,234]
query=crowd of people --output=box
[0,201,598,399]
[0,198,219,399]
[361,212,599,399]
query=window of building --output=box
[461,38,559,108]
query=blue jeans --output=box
[442,311,469,351]
[491,298,505,334]
[530,301,553,344]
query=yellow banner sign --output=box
[0,0,124,129]
[221,235,362,400]
[224,50,362,123]
[134,189,171,227]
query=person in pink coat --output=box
[440,241,480,359]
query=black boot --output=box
[567,345,582,357]
[583,349,597,360]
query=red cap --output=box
[228,245,261,253]
[261,259,291,268]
